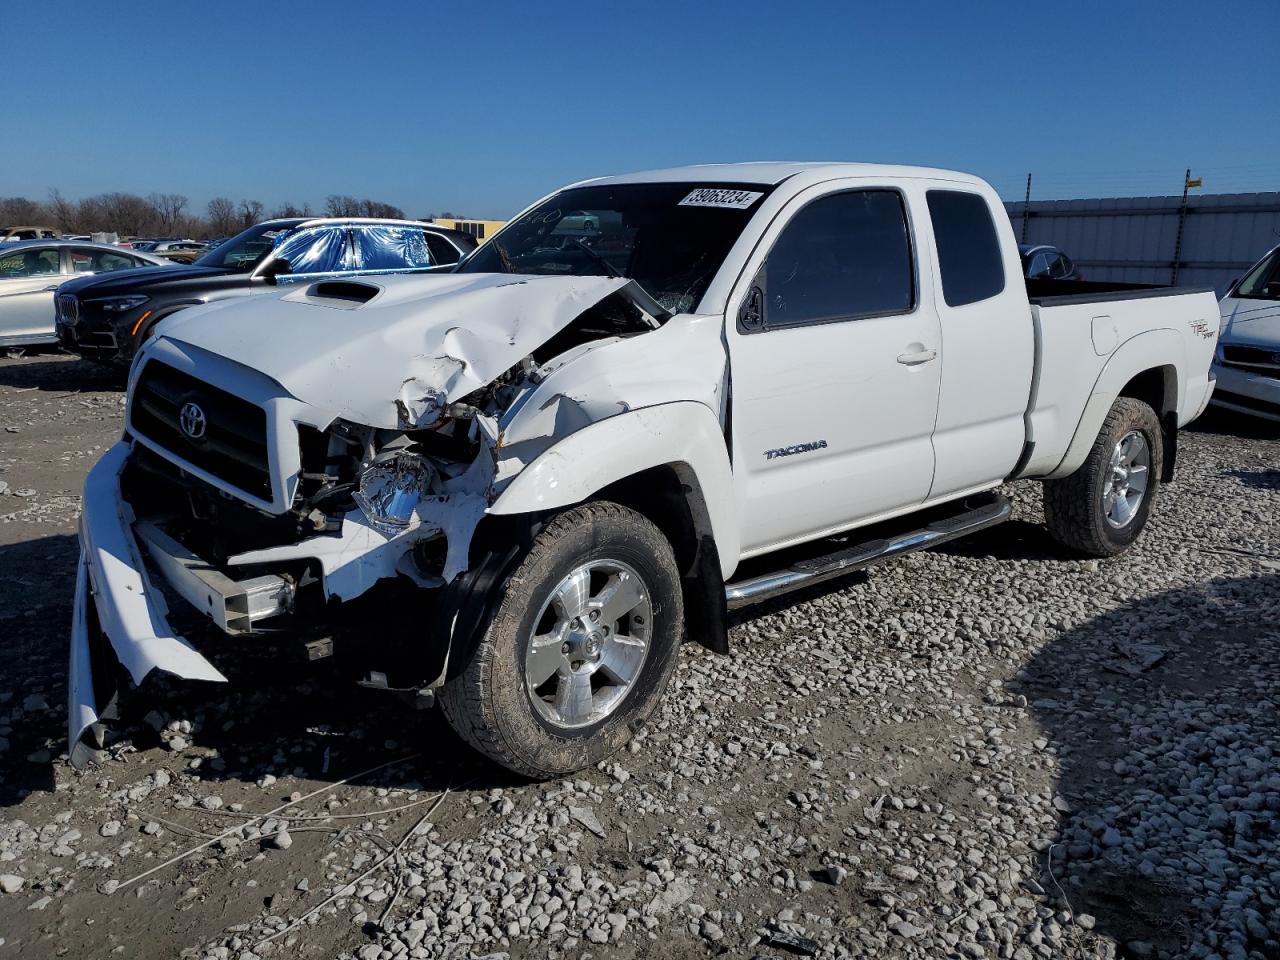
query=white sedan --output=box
[0,240,172,347]
[1215,243,1280,422]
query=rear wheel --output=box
[440,501,683,778]
[1043,397,1163,557]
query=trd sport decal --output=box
[764,440,828,460]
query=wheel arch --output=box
[487,402,737,655]
[1117,364,1179,481]
[488,401,740,577]
[1046,330,1185,481]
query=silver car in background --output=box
[1214,243,1280,422]
[0,241,172,347]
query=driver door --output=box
[727,184,942,556]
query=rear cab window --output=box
[926,190,1006,306]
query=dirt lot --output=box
[0,351,1277,960]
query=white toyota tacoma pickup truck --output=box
[69,163,1220,775]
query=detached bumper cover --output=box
[68,443,227,763]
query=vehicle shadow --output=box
[930,517,1064,563]
[0,533,81,805]
[1010,574,1280,958]
[0,352,124,393]
[1188,406,1280,442]
[0,534,519,811]
[1223,468,1280,491]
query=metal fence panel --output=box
[1006,192,1280,293]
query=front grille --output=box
[1221,344,1280,376]
[130,361,272,501]
[57,294,79,324]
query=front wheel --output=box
[440,501,683,778]
[1043,397,1163,557]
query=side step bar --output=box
[725,494,1011,610]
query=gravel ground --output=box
[0,351,1277,960]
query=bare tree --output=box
[47,189,79,233]
[238,199,264,228]
[360,199,406,219]
[270,201,313,219]
[0,196,50,226]
[92,193,159,236]
[206,197,239,236]
[148,193,189,235]
[325,195,405,219]
[324,194,360,217]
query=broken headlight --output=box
[353,451,438,534]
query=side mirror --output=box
[261,258,293,285]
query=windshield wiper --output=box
[571,238,621,279]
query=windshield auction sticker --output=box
[678,188,764,209]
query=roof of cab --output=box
[572,161,990,189]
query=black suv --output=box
[57,218,477,365]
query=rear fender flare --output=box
[1047,329,1184,480]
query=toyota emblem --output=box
[179,401,207,440]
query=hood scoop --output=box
[299,280,382,307]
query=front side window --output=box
[1235,247,1280,301]
[458,182,772,313]
[762,190,914,329]
[272,227,352,276]
[351,226,433,271]
[0,248,59,277]
[195,222,301,272]
[927,190,1006,307]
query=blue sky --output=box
[5,0,1278,217]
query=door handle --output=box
[896,348,937,366]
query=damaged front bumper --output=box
[69,440,484,764]
[69,443,229,765]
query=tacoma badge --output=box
[765,440,827,460]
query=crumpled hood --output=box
[155,272,632,429]
[1222,296,1280,346]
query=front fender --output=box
[1046,328,1185,480]
[488,401,740,578]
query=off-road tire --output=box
[440,501,683,778]
[1043,397,1163,557]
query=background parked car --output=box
[1,225,59,243]
[1019,243,1083,280]
[1213,243,1280,422]
[56,217,478,364]
[0,241,173,347]
[148,240,208,264]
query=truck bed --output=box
[1016,279,1220,480]
[1025,277,1217,306]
